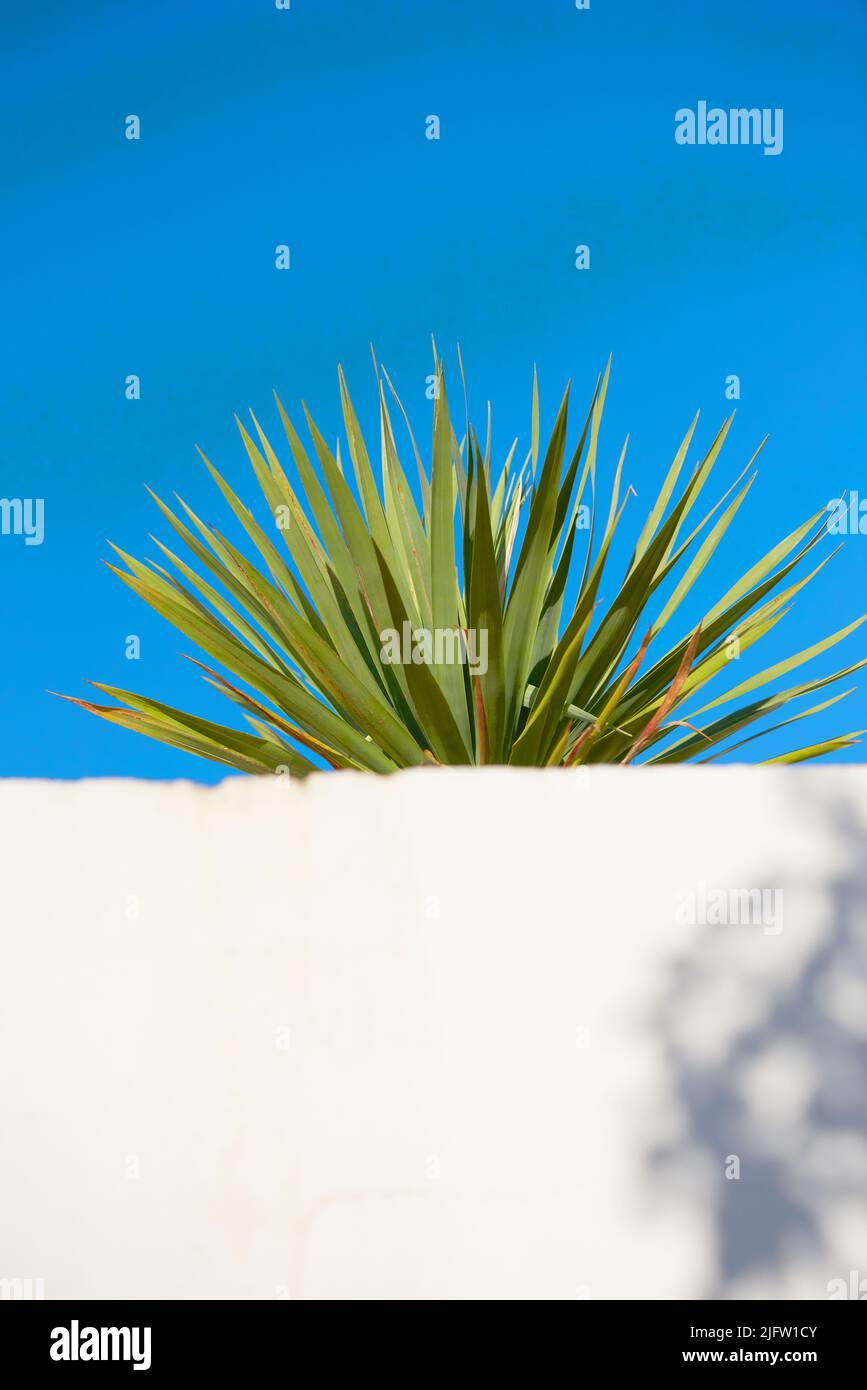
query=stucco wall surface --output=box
[1,767,865,1300]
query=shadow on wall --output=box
[644,787,867,1300]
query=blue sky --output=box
[2,0,865,779]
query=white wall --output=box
[1,767,866,1300]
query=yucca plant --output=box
[62,353,864,773]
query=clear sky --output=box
[2,0,865,779]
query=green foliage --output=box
[63,357,864,773]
